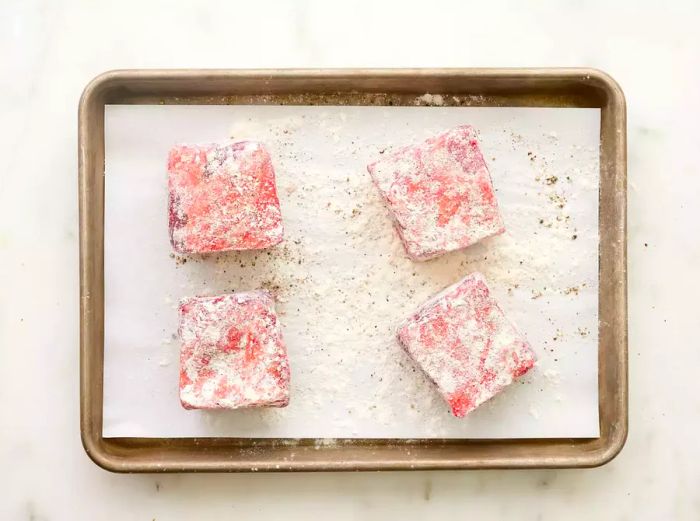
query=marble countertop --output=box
[1,0,699,519]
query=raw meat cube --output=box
[397,272,535,417]
[367,126,504,261]
[178,291,290,410]
[168,140,284,254]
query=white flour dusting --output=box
[397,272,536,417]
[415,93,445,106]
[367,125,505,260]
[178,292,290,410]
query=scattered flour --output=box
[163,107,599,437]
[415,93,445,106]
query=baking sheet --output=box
[103,103,600,438]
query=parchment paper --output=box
[103,103,600,438]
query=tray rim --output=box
[79,67,627,472]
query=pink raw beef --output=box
[397,272,535,417]
[367,125,504,261]
[178,291,290,410]
[168,140,284,254]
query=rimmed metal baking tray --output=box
[79,68,627,472]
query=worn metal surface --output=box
[79,68,627,472]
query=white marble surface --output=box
[0,0,698,519]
